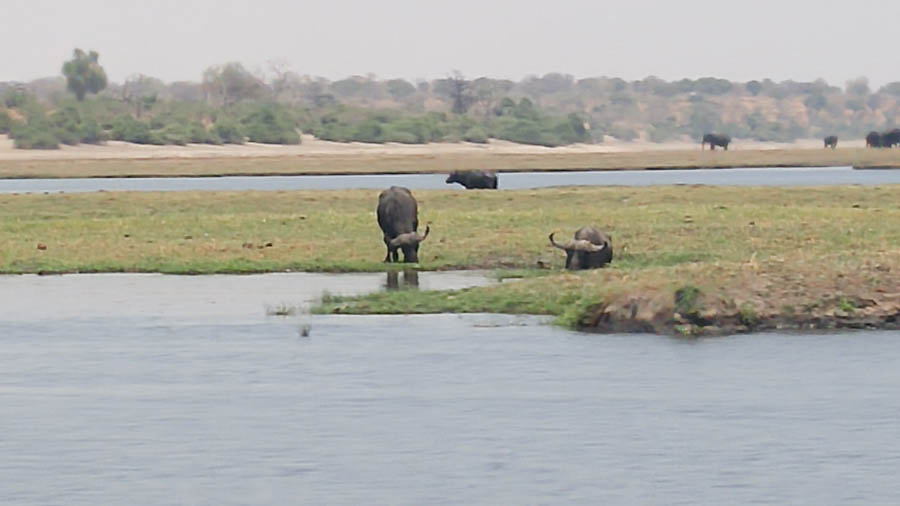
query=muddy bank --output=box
[579,282,900,337]
[854,164,900,170]
[3,144,899,179]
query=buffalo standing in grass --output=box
[823,135,838,149]
[549,226,613,270]
[701,133,731,151]
[866,131,882,148]
[881,129,900,148]
[377,186,429,263]
[446,170,498,189]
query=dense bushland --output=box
[2,58,898,149]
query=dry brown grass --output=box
[0,148,898,179]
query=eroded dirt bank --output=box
[579,263,900,336]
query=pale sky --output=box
[4,0,899,88]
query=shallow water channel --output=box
[3,166,900,194]
[2,273,900,505]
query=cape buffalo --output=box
[446,170,498,189]
[823,135,838,149]
[377,186,429,263]
[881,129,900,148]
[866,131,882,148]
[549,226,613,270]
[701,133,731,151]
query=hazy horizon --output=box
[5,0,900,88]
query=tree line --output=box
[1,49,898,149]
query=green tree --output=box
[386,79,416,102]
[686,102,721,138]
[845,77,870,96]
[61,49,108,101]
[471,78,514,117]
[879,82,900,96]
[434,71,473,114]
[745,80,762,96]
[804,93,827,111]
[331,76,378,100]
[202,62,265,106]
[121,74,163,119]
[693,77,733,95]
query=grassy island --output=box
[2,185,898,334]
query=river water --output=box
[2,273,900,505]
[3,166,900,194]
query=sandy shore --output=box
[0,134,867,161]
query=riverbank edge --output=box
[4,262,897,337]
[575,288,900,336]
[1,147,899,178]
[0,163,870,180]
[7,264,898,336]
[853,165,900,170]
[314,281,900,336]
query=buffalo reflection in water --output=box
[385,269,420,290]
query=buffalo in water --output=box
[882,129,900,148]
[866,131,882,148]
[446,170,498,189]
[549,226,613,270]
[701,133,731,151]
[823,135,838,149]
[377,186,429,263]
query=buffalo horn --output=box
[548,232,605,252]
[549,232,568,250]
[570,239,606,252]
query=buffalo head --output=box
[549,226,613,269]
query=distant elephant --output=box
[446,170,498,189]
[881,129,900,148]
[549,226,613,270]
[866,131,882,148]
[701,133,731,151]
[823,135,838,149]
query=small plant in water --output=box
[320,290,344,304]
[265,303,299,316]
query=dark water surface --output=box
[3,166,900,194]
[2,273,899,505]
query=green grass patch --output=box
[1,185,898,275]
[2,184,898,330]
